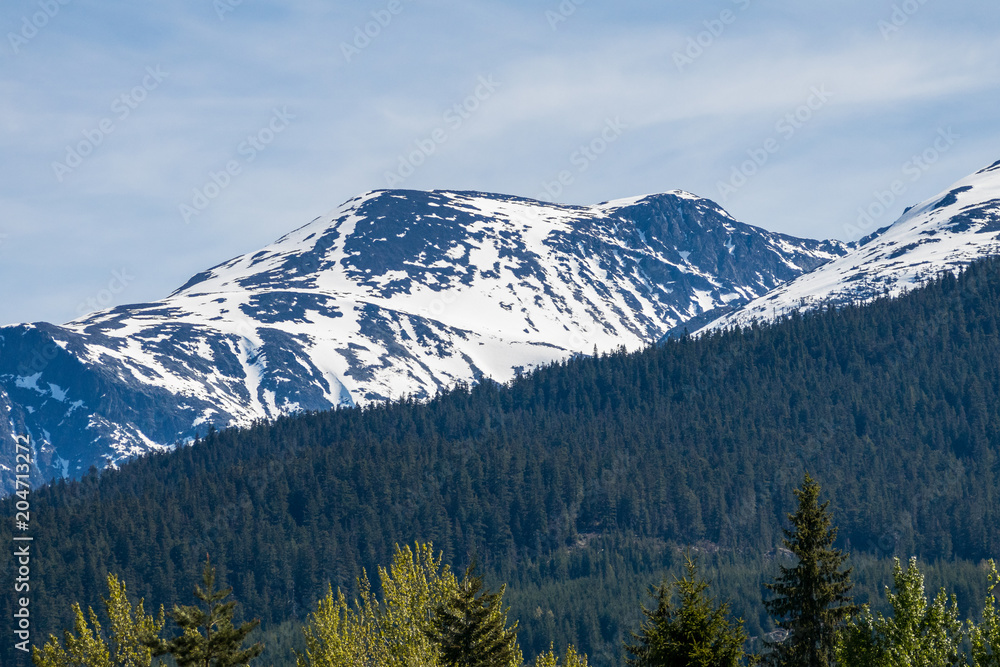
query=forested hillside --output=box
[4,256,1000,665]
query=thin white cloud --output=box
[1,0,998,324]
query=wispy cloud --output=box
[1,0,998,324]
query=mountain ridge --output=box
[0,187,849,492]
[700,159,1000,332]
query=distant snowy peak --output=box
[2,187,850,493]
[700,160,1000,332]
[598,189,705,209]
[123,187,850,354]
[168,188,833,296]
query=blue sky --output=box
[1,0,998,325]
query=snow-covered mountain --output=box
[700,160,1000,332]
[0,189,851,492]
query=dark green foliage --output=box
[430,564,521,667]
[145,558,263,667]
[763,474,856,667]
[624,554,756,667]
[4,256,1000,664]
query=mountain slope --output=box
[0,189,849,491]
[5,253,1000,665]
[701,160,1000,332]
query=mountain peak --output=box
[701,160,1000,332]
[1,187,848,492]
[974,158,1000,175]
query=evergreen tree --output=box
[624,554,755,667]
[428,563,522,667]
[15,256,1000,665]
[763,473,856,667]
[834,557,964,667]
[33,574,165,667]
[144,557,262,667]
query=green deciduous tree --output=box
[971,560,1000,667]
[624,554,756,667]
[764,473,856,667]
[17,257,1000,666]
[532,643,589,667]
[33,574,165,667]
[835,557,964,667]
[428,563,522,667]
[144,557,262,667]
[297,542,459,667]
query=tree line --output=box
[31,475,1000,666]
[6,255,1000,663]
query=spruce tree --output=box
[144,557,262,667]
[428,563,522,667]
[763,473,856,667]
[624,554,755,667]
